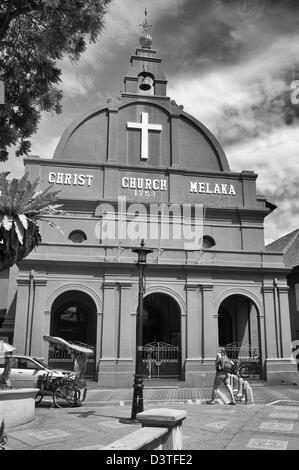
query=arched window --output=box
[68,230,87,243]
[54,304,88,344]
[202,236,216,249]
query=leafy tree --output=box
[0,0,112,161]
[0,171,63,271]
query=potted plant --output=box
[0,172,63,272]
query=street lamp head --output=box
[132,239,153,264]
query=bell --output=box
[140,76,153,91]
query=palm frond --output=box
[0,172,64,272]
[14,219,25,244]
[42,219,65,236]
[0,172,62,218]
[2,215,13,230]
[18,214,28,230]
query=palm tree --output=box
[0,172,63,272]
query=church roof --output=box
[266,228,299,268]
[52,13,230,173]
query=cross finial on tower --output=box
[140,8,152,33]
[139,8,152,48]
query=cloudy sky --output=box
[1,0,299,244]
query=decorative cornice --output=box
[16,279,30,286]
[24,157,253,179]
[34,278,47,287]
[121,92,170,101]
[102,281,117,289]
[119,282,133,289]
[102,281,132,289]
[262,286,274,293]
[277,285,289,293]
[185,284,199,291]
[201,284,214,291]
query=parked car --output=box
[0,355,70,388]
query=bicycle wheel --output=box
[53,384,77,408]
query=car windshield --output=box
[33,358,50,369]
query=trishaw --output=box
[35,336,93,408]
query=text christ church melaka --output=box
[3,14,297,387]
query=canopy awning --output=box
[0,340,17,354]
[43,336,94,354]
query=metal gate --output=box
[142,342,180,379]
[223,342,261,379]
[48,342,96,379]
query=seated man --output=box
[207,348,236,405]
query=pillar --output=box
[258,310,266,380]
[119,282,133,359]
[263,284,298,384]
[96,310,103,369]
[185,284,202,359]
[170,115,180,167]
[180,309,187,380]
[262,286,279,358]
[202,284,217,360]
[101,281,118,359]
[13,278,30,353]
[98,281,134,387]
[107,107,118,162]
[277,285,293,358]
[29,278,47,358]
[184,284,202,387]
[43,309,51,362]
[116,282,134,385]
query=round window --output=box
[68,230,87,243]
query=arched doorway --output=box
[142,293,181,379]
[49,290,97,379]
[218,294,261,378]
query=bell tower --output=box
[123,9,168,98]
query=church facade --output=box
[1,23,297,387]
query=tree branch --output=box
[0,2,43,41]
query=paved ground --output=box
[4,384,299,451]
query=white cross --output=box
[127,112,162,160]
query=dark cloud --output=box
[153,0,299,149]
[216,80,299,147]
[153,0,299,75]
[263,179,299,237]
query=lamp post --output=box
[129,239,153,422]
